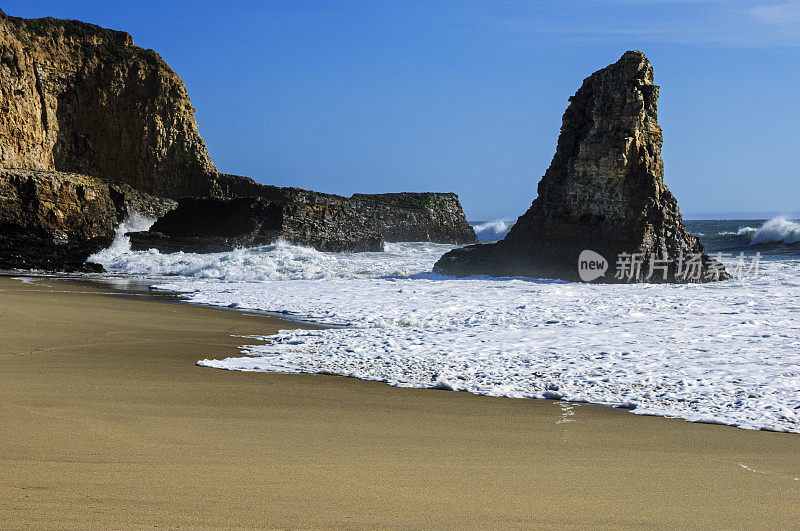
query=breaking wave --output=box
[89,212,155,260]
[687,217,800,254]
[89,224,457,282]
[471,219,514,241]
[750,217,800,245]
[718,227,758,237]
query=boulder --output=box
[435,51,729,283]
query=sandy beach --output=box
[0,276,798,528]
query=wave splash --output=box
[89,212,155,261]
[750,217,800,245]
[471,219,513,241]
[88,217,456,281]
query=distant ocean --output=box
[89,216,800,433]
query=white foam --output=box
[751,217,800,245]
[153,255,799,433]
[88,212,155,262]
[88,220,800,433]
[91,237,455,282]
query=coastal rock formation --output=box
[0,169,174,271]
[209,176,477,245]
[130,196,383,253]
[129,191,476,253]
[350,193,476,244]
[0,10,218,198]
[435,51,728,283]
[0,10,475,269]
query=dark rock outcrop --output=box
[130,196,383,253]
[129,191,476,253]
[209,176,477,245]
[350,193,476,244]
[0,169,174,271]
[435,51,728,283]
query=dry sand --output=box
[0,276,798,528]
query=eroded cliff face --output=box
[435,51,728,283]
[0,10,218,198]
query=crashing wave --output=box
[89,212,155,260]
[471,219,513,241]
[750,217,800,245]
[88,217,457,281]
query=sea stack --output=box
[435,51,728,283]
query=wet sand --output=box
[0,276,798,528]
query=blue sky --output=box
[6,1,800,219]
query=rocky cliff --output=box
[0,10,219,198]
[435,51,728,283]
[0,10,475,270]
[0,168,174,271]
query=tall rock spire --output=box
[435,51,729,283]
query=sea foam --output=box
[90,218,800,433]
[172,266,800,433]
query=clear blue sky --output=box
[6,1,800,219]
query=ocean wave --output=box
[88,218,456,281]
[718,227,758,237]
[471,219,513,241]
[750,217,800,245]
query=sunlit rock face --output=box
[0,11,218,198]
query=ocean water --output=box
[88,217,800,432]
